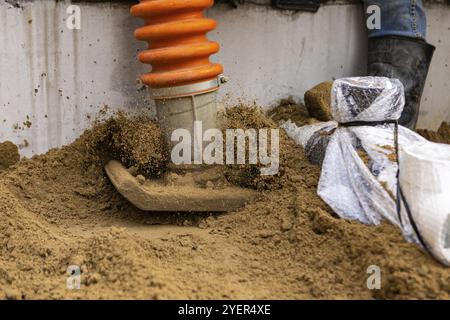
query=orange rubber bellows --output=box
[131,0,223,88]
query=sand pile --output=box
[417,122,450,144]
[268,97,318,127]
[0,141,20,171]
[0,104,449,300]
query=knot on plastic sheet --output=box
[301,77,404,166]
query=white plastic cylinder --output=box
[150,78,223,147]
[155,89,219,145]
[399,141,450,266]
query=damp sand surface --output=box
[0,105,449,300]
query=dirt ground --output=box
[0,105,449,300]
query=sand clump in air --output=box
[0,103,449,300]
[86,113,169,178]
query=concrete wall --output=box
[0,0,449,157]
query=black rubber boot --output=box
[367,36,435,130]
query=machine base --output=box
[105,160,257,212]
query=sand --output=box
[0,105,449,300]
[0,141,20,171]
[304,81,333,122]
[417,122,450,144]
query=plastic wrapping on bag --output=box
[281,77,433,248]
[281,121,337,165]
[331,77,404,123]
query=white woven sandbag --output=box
[399,142,450,266]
